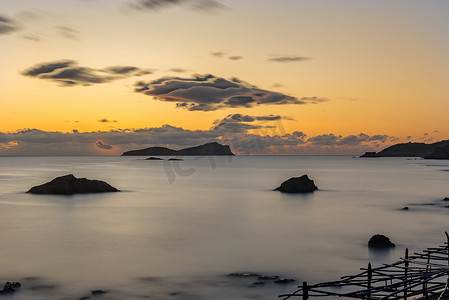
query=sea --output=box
[0,155,448,299]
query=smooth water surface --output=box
[0,156,448,299]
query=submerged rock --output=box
[227,272,261,278]
[368,234,395,248]
[27,174,119,195]
[274,174,318,193]
[91,290,107,296]
[274,278,296,284]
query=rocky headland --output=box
[361,140,449,159]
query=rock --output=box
[443,197,449,201]
[424,142,449,159]
[27,174,119,195]
[227,272,261,278]
[146,157,164,160]
[0,282,21,295]
[274,174,318,193]
[274,278,296,284]
[360,152,380,158]
[258,275,280,280]
[250,282,266,287]
[91,290,107,296]
[168,158,183,161]
[401,207,409,210]
[368,234,395,248]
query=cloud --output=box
[211,51,225,57]
[169,68,188,73]
[211,114,294,134]
[98,119,118,123]
[0,119,396,156]
[96,141,113,150]
[134,74,326,111]
[55,25,80,40]
[0,15,19,35]
[22,60,152,86]
[308,133,389,146]
[128,0,226,12]
[269,56,310,63]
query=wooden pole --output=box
[367,262,372,300]
[303,281,308,300]
[404,248,409,300]
[424,252,430,300]
[445,232,449,266]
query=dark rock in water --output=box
[27,174,119,195]
[444,197,449,201]
[250,281,266,287]
[122,142,234,156]
[146,157,164,160]
[401,207,409,210]
[360,152,380,158]
[227,272,261,278]
[274,174,318,193]
[91,290,107,296]
[274,278,296,284]
[168,158,184,161]
[79,297,91,300]
[258,275,280,281]
[368,234,395,248]
[424,142,449,159]
[0,282,21,295]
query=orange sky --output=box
[1,0,448,155]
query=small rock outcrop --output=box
[146,157,164,160]
[27,174,119,195]
[0,282,21,295]
[274,174,318,193]
[368,234,395,248]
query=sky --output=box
[1,0,448,155]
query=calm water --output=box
[0,156,448,299]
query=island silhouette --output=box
[122,142,234,156]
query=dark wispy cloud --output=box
[98,118,118,123]
[128,0,226,12]
[228,56,243,61]
[211,114,292,133]
[55,25,80,40]
[269,56,310,63]
[0,15,19,35]
[210,51,225,57]
[134,74,327,111]
[96,141,113,150]
[22,60,153,86]
[169,68,189,73]
[0,117,395,155]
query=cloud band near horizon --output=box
[0,114,394,155]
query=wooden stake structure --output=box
[280,232,449,300]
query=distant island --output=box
[361,139,449,159]
[122,142,235,156]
